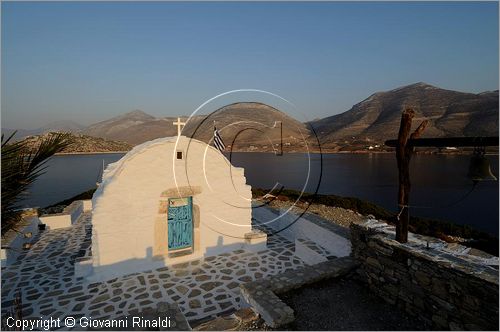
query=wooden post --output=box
[395,109,428,242]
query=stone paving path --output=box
[1,211,325,329]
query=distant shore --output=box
[54,151,130,155]
[42,186,498,257]
[54,150,499,156]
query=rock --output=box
[414,271,431,286]
[90,293,110,304]
[366,257,382,270]
[432,314,448,329]
[193,316,239,331]
[176,285,189,294]
[189,299,201,309]
[234,308,258,323]
[449,321,463,330]
[195,275,210,282]
[200,282,222,291]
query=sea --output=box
[19,152,499,235]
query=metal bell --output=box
[467,150,497,182]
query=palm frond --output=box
[1,132,74,234]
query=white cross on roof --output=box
[173,117,186,136]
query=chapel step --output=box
[294,238,335,265]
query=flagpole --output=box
[212,120,231,166]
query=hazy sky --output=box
[2,1,498,129]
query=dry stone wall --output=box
[240,256,358,327]
[350,220,499,330]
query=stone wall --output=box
[1,215,40,267]
[350,220,499,330]
[39,200,84,230]
[240,257,357,328]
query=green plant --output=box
[1,132,73,235]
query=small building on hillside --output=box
[82,135,264,282]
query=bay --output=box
[20,152,499,235]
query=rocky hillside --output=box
[81,110,205,145]
[182,102,313,152]
[2,120,85,141]
[310,83,499,145]
[80,104,313,152]
[77,84,499,152]
[18,132,132,154]
[4,83,498,153]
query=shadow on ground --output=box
[279,273,430,331]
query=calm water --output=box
[21,153,499,235]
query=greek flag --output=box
[213,127,225,152]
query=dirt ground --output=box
[279,274,430,331]
[267,199,367,228]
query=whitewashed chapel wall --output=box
[89,136,252,281]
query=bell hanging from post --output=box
[467,147,497,182]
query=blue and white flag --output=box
[213,126,225,152]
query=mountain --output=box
[2,120,85,141]
[311,83,499,145]
[1,128,33,141]
[81,110,201,145]
[55,83,500,152]
[38,120,85,133]
[182,102,312,152]
[4,82,497,152]
[81,104,312,151]
[18,132,132,154]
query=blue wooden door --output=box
[167,197,193,250]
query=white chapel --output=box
[83,120,265,282]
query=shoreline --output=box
[41,187,498,256]
[54,150,499,156]
[54,151,130,155]
[252,189,498,256]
